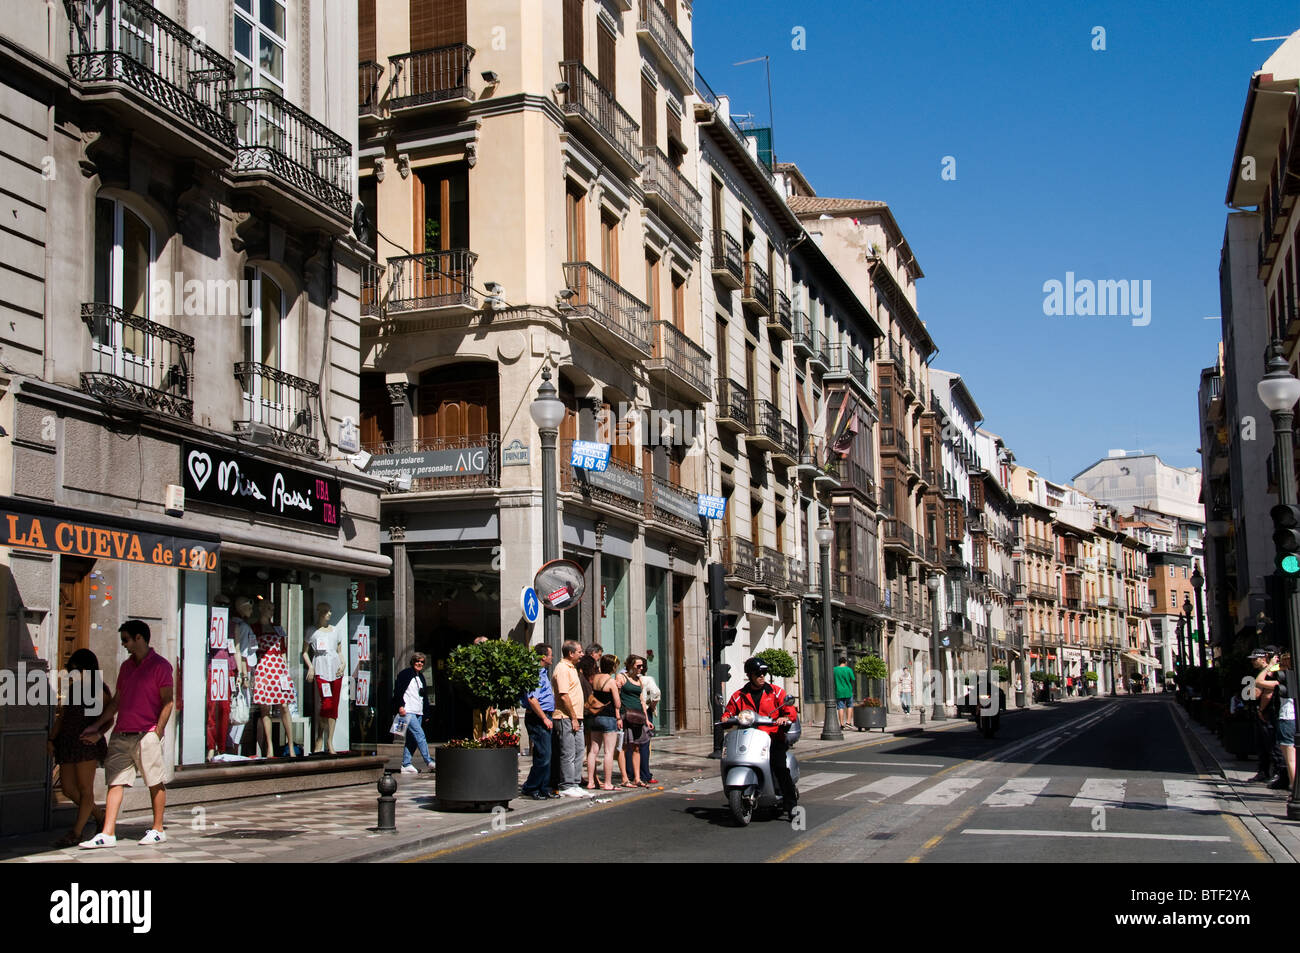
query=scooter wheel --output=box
[727,787,755,826]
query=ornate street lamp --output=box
[529,365,566,657]
[816,513,841,740]
[1256,340,1300,819]
[1190,561,1207,670]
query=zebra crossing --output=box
[674,771,1227,814]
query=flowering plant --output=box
[443,729,520,750]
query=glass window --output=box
[234,0,285,92]
[601,555,630,661]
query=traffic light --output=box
[717,610,740,647]
[1271,504,1300,576]
[717,663,732,686]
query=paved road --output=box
[402,695,1266,863]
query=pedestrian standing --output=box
[1248,649,1279,783]
[394,653,433,773]
[78,620,173,848]
[899,666,913,715]
[49,649,110,848]
[639,660,661,785]
[551,640,586,797]
[1257,650,1295,790]
[585,655,622,790]
[520,643,558,800]
[833,656,855,729]
[618,655,650,787]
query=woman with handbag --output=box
[584,655,622,791]
[48,650,110,847]
[618,655,650,788]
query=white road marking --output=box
[675,777,723,795]
[1071,778,1127,809]
[983,777,1050,807]
[1164,780,1221,812]
[906,776,983,806]
[813,760,945,768]
[796,772,854,792]
[836,775,927,801]
[962,828,1230,843]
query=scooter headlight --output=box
[737,709,757,727]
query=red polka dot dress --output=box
[252,624,295,707]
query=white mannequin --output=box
[302,602,344,755]
[251,599,296,758]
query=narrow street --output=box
[405,696,1263,863]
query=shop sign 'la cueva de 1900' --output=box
[182,442,340,528]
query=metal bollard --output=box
[376,771,397,832]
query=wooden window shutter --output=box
[597,22,615,92]
[410,0,434,51]
[563,0,584,62]
[411,0,465,49]
[359,0,376,61]
[641,75,657,149]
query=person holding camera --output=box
[1256,649,1295,791]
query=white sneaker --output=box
[560,786,587,797]
[138,829,166,845]
[78,833,116,849]
[400,764,418,774]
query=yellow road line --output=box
[403,790,664,862]
[1219,798,1269,863]
[906,804,977,863]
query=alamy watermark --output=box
[1,664,104,715]
[150,273,261,320]
[1042,272,1151,327]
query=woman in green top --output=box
[617,655,650,787]
[833,657,856,730]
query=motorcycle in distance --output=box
[957,684,1006,738]
[717,707,801,826]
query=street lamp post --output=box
[928,574,946,719]
[817,514,842,740]
[1191,561,1207,670]
[1038,627,1047,703]
[1182,595,1195,672]
[529,365,566,658]
[1256,340,1300,819]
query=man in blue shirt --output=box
[520,643,558,800]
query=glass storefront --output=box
[601,554,630,662]
[645,567,668,718]
[182,562,379,765]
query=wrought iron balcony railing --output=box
[386,250,478,313]
[648,320,711,402]
[642,147,702,237]
[792,309,817,358]
[831,458,876,503]
[758,547,788,590]
[363,434,500,491]
[388,45,475,109]
[361,261,386,317]
[723,535,758,583]
[748,398,782,446]
[711,232,744,287]
[80,303,193,420]
[559,438,645,518]
[359,60,384,116]
[65,0,236,151]
[562,262,653,357]
[883,518,916,553]
[715,378,750,431]
[825,345,870,395]
[777,420,800,462]
[234,362,320,456]
[637,0,693,87]
[224,87,351,220]
[768,289,792,338]
[559,61,642,172]
[646,473,704,538]
[742,259,770,316]
[787,556,808,590]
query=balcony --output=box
[562,262,653,360]
[768,289,792,340]
[883,518,918,558]
[772,420,800,466]
[386,250,479,318]
[881,425,910,461]
[722,535,758,584]
[560,438,645,519]
[234,362,319,456]
[787,557,808,591]
[745,398,782,452]
[715,379,750,433]
[79,303,193,420]
[741,260,771,317]
[559,61,643,176]
[65,0,236,164]
[792,310,817,361]
[360,261,386,318]
[757,547,789,591]
[363,434,500,491]
[1028,583,1058,603]
[711,232,744,290]
[647,321,711,403]
[642,148,702,241]
[825,346,871,397]
[646,473,705,539]
[831,458,876,504]
[876,338,905,366]
[637,0,693,89]
[359,60,384,117]
[224,87,352,232]
[387,44,475,110]
[1024,537,1053,557]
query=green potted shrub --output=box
[755,648,797,682]
[1083,670,1099,696]
[993,664,1010,685]
[436,639,541,809]
[852,654,889,731]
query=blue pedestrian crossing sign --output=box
[522,587,540,624]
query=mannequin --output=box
[250,599,296,758]
[206,598,254,761]
[302,602,344,755]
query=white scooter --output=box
[717,708,801,826]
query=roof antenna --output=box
[733,55,775,164]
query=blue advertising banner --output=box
[698,494,726,519]
[570,440,610,472]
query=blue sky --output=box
[692,0,1295,483]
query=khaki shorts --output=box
[105,731,166,788]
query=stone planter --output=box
[434,745,519,810]
[1087,682,1098,696]
[853,706,887,731]
[1014,689,1027,708]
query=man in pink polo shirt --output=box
[78,619,174,849]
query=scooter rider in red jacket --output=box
[722,657,799,813]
